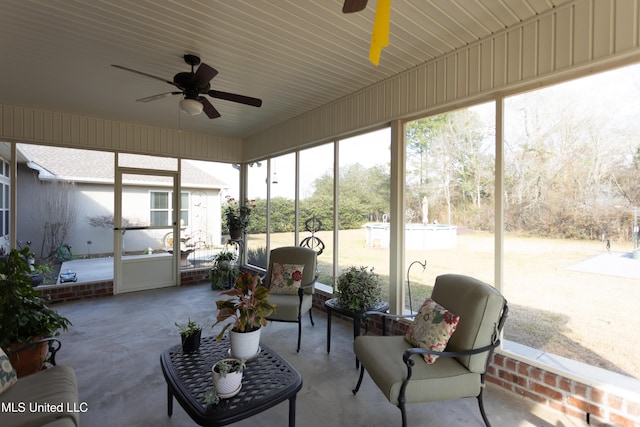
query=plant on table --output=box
[336,265,382,312]
[175,318,202,353]
[214,272,275,338]
[212,358,245,398]
[213,358,245,377]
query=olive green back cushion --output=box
[431,274,505,373]
[264,246,317,293]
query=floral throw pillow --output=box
[0,348,18,395]
[404,298,460,364]
[269,263,305,295]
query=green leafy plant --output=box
[213,358,244,377]
[174,318,202,336]
[214,272,276,340]
[0,247,72,349]
[336,265,382,312]
[223,197,255,232]
[215,250,237,262]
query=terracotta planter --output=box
[230,328,261,360]
[8,338,48,378]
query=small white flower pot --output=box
[212,359,243,398]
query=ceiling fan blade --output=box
[198,96,221,119]
[342,0,368,13]
[111,64,175,86]
[209,90,262,107]
[136,92,181,102]
[193,63,218,88]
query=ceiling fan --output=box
[111,54,262,119]
[342,0,390,66]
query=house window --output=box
[150,191,189,227]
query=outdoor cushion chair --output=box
[263,246,318,352]
[352,274,508,427]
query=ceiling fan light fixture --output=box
[180,98,203,115]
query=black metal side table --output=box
[160,336,302,426]
[325,298,389,368]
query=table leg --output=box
[289,395,297,427]
[326,307,332,353]
[167,385,173,417]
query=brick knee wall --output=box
[489,353,640,427]
[37,268,211,303]
[311,292,640,427]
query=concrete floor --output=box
[49,283,588,427]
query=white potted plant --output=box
[212,358,244,398]
[213,272,275,360]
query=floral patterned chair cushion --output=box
[0,348,17,395]
[404,298,460,364]
[269,263,305,295]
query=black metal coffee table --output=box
[160,336,303,426]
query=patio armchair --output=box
[262,246,318,352]
[352,274,508,427]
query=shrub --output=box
[336,266,382,312]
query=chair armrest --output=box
[362,311,414,321]
[402,340,501,366]
[297,275,318,297]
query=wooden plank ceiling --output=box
[0,0,562,141]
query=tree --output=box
[31,180,78,260]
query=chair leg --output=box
[309,307,315,326]
[398,393,407,427]
[398,402,407,427]
[352,365,365,394]
[477,388,492,427]
[296,320,302,353]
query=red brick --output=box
[543,372,558,387]
[517,363,530,376]
[566,396,603,418]
[505,358,517,372]
[549,400,583,420]
[606,395,623,411]
[492,354,505,367]
[516,386,547,403]
[498,369,518,383]
[532,382,563,401]
[575,383,588,398]
[530,367,544,382]
[609,413,638,427]
[590,388,605,404]
[558,377,572,393]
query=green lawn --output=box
[250,228,640,380]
